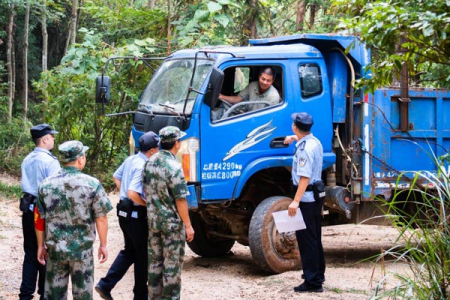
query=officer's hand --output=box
[98,246,108,263]
[284,135,297,145]
[37,246,47,266]
[288,200,299,217]
[185,225,195,243]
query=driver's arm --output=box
[219,93,244,104]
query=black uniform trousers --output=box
[19,204,45,300]
[295,198,325,288]
[97,208,148,300]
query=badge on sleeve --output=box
[299,157,307,167]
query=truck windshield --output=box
[138,58,214,114]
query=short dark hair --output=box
[161,140,177,150]
[33,136,45,146]
[259,66,276,79]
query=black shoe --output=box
[95,285,114,300]
[293,282,323,293]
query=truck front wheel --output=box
[249,196,302,273]
[187,211,235,257]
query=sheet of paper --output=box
[272,208,306,233]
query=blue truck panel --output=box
[363,88,450,200]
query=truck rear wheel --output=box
[187,211,235,257]
[249,196,302,274]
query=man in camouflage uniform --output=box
[142,126,195,300]
[35,140,113,300]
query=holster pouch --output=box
[117,199,133,221]
[20,194,35,213]
[312,180,326,203]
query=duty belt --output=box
[293,184,314,192]
[118,198,147,220]
[20,192,37,213]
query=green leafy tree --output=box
[334,0,450,90]
[33,28,158,185]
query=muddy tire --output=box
[187,211,235,257]
[249,196,301,274]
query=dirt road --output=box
[0,174,408,299]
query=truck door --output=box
[199,62,295,201]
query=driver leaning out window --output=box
[212,67,280,120]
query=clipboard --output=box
[272,208,306,233]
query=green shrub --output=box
[0,118,35,176]
[371,153,450,299]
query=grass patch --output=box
[371,151,450,299]
[0,181,22,200]
[328,287,367,295]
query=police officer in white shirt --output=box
[20,124,60,300]
[284,112,325,293]
[96,131,160,300]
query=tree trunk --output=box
[167,0,171,55]
[148,0,156,8]
[42,0,48,103]
[309,3,317,29]
[130,0,134,6]
[243,0,258,42]
[64,0,79,56]
[23,1,30,121]
[250,0,257,38]
[6,6,15,122]
[70,0,78,45]
[296,0,306,32]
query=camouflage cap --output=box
[159,126,186,143]
[58,140,89,162]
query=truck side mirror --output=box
[203,67,224,108]
[95,75,111,104]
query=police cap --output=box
[58,140,89,162]
[159,126,186,143]
[30,123,58,139]
[139,131,160,151]
[291,112,314,132]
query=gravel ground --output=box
[0,173,410,299]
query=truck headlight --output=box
[177,137,199,182]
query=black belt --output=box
[293,185,314,192]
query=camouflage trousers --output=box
[148,223,185,300]
[44,250,94,300]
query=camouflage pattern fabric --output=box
[58,140,89,162]
[37,166,112,298]
[148,226,185,300]
[44,250,94,300]
[158,126,186,143]
[142,150,189,300]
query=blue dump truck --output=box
[96,34,450,273]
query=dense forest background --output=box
[0,0,449,187]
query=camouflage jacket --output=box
[143,150,189,229]
[37,166,113,260]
